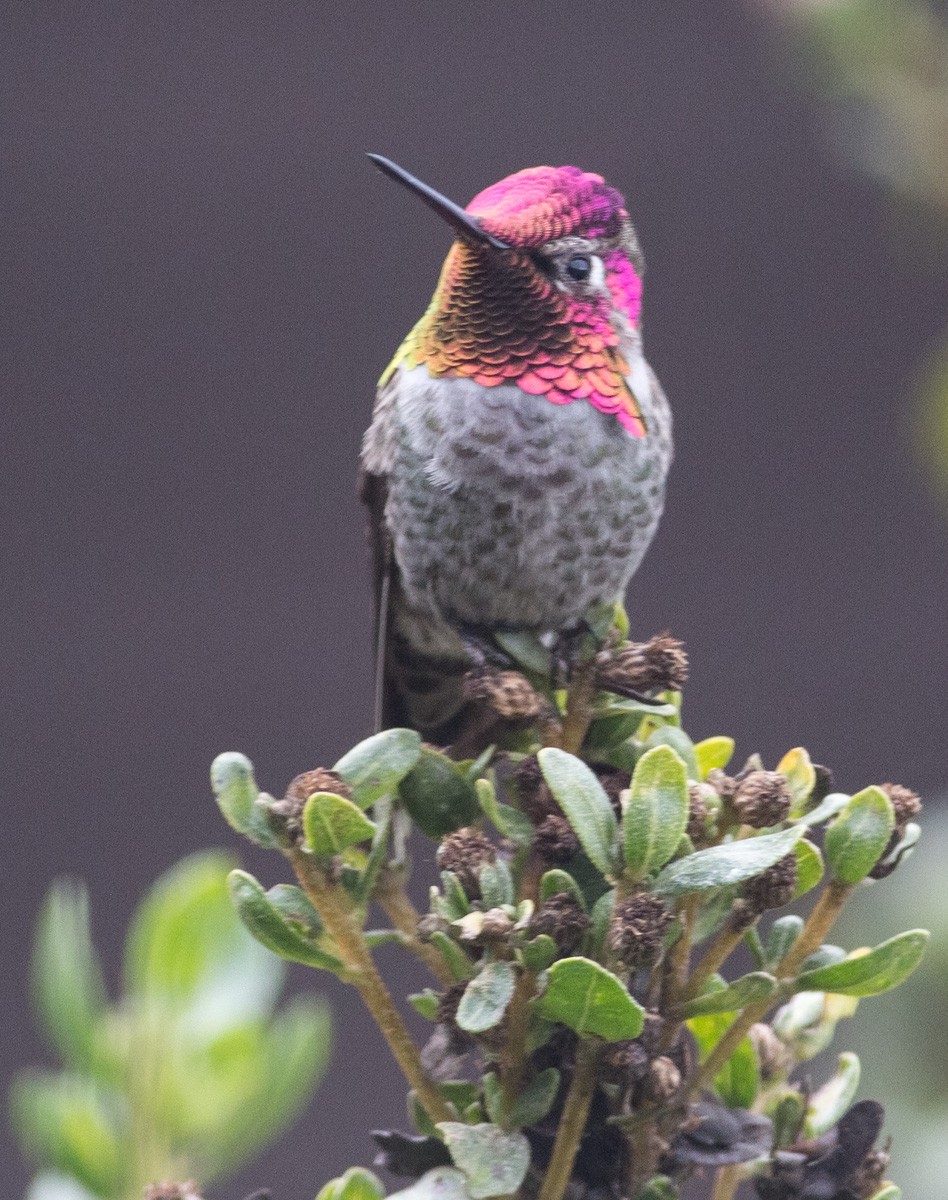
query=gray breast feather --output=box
[362,362,672,632]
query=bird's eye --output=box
[565,254,592,282]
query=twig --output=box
[374,865,455,985]
[289,849,454,1124]
[536,1041,601,1200]
[711,1163,743,1200]
[558,663,597,755]
[678,918,748,1004]
[500,968,537,1123]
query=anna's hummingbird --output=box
[361,156,672,741]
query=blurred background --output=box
[4,1,948,1196]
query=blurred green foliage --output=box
[11,851,331,1200]
[763,0,948,500]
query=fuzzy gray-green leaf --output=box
[456,962,516,1033]
[303,792,377,856]
[333,728,422,807]
[654,825,805,897]
[437,1122,531,1199]
[795,929,929,996]
[622,744,689,879]
[537,748,618,876]
[824,787,895,883]
[536,956,643,1040]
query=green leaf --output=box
[399,747,480,838]
[478,861,514,909]
[227,870,345,972]
[793,839,825,898]
[870,1187,901,1200]
[674,972,778,1018]
[429,931,475,981]
[387,1168,471,1200]
[409,989,441,1020]
[317,1167,386,1200]
[303,792,377,856]
[506,1067,560,1128]
[654,825,806,897]
[456,962,516,1033]
[765,915,804,969]
[125,851,282,1026]
[211,751,258,833]
[535,956,644,1040]
[806,1052,861,1137]
[637,1178,679,1200]
[795,930,930,996]
[824,787,895,883]
[24,1174,102,1200]
[437,1122,531,1199]
[10,1072,127,1197]
[210,752,277,846]
[494,629,551,676]
[476,778,534,845]
[776,747,816,817]
[537,748,618,876]
[32,880,107,1071]
[794,792,850,827]
[539,869,587,910]
[519,934,558,972]
[333,728,422,807]
[587,889,616,958]
[694,736,735,778]
[622,744,689,879]
[772,1092,806,1147]
[687,1014,759,1107]
[643,726,699,780]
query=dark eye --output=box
[565,254,591,282]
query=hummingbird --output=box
[361,156,672,742]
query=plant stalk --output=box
[711,1163,743,1200]
[536,1041,601,1200]
[290,849,454,1124]
[375,865,454,985]
[500,967,537,1123]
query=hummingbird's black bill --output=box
[367,154,508,250]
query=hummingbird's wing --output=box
[357,464,396,733]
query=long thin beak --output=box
[367,154,508,251]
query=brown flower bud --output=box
[642,1055,682,1103]
[732,770,792,828]
[436,827,497,897]
[737,853,798,919]
[533,813,580,864]
[595,631,689,696]
[513,755,557,822]
[464,667,546,723]
[748,1022,791,1081]
[530,892,590,955]
[879,782,922,828]
[608,892,673,970]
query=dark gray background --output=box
[4,2,947,1196]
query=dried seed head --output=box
[530,892,590,955]
[268,768,353,845]
[144,1186,203,1200]
[737,853,798,919]
[416,913,450,942]
[436,827,497,897]
[732,771,793,828]
[879,782,922,828]
[464,667,546,722]
[608,892,673,970]
[600,1038,650,1085]
[705,768,737,801]
[479,907,515,940]
[687,781,716,842]
[642,1055,681,1103]
[286,768,351,803]
[533,813,580,864]
[593,765,631,815]
[595,631,689,695]
[513,755,557,822]
[749,1022,791,1081]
